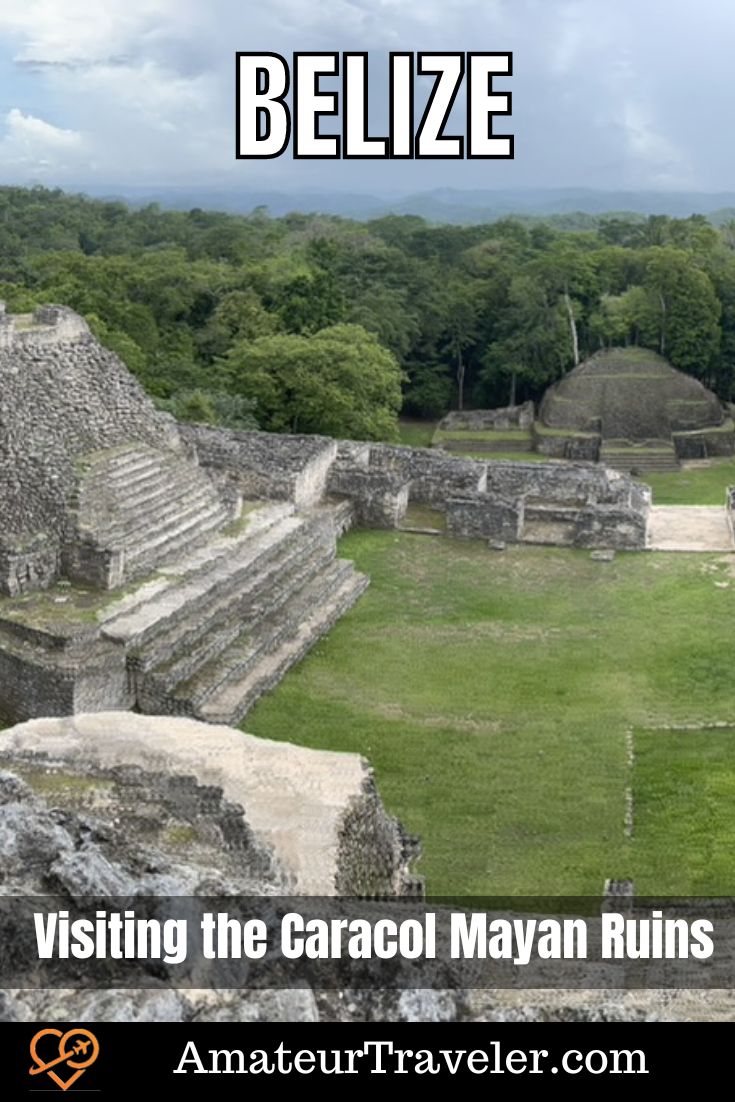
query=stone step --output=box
[82,445,203,495]
[81,450,164,489]
[102,514,307,647]
[122,499,232,576]
[600,446,679,475]
[89,443,157,470]
[136,542,338,711]
[72,443,233,583]
[172,559,360,714]
[195,565,370,726]
[86,465,197,516]
[72,459,164,510]
[131,518,333,677]
[602,458,680,473]
[77,467,171,515]
[80,480,216,549]
[97,503,295,630]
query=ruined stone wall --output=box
[0,305,91,350]
[0,542,60,598]
[0,713,437,1021]
[445,496,523,542]
[532,425,601,461]
[674,427,735,459]
[336,777,422,896]
[328,466,409,527]
[0,645,76,725]
[181,424,337,507]
[484,460,635,506]
[366,444,488,504]
[572,504,649,549]
[0,621,131,725]
[522,502,649,550]
[327,442,649,550]
[0,305,181,580]
[438,401,535,432]
[0,713,421,898]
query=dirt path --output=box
[647,506,735,552]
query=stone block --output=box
[446,495,522,542]
[438,401,534,432]
[328,466,409,528]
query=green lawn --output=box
[633,728,735,893]
[398,419,436,448]
[464,450,551,463]
[645,458,735,505]
[433,428,532,444]
[245,533,735,897]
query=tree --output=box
[479,274,571,407]
[531,239,599,367]
[275,264,346,334]
[158,389,258,430]
[225,324,403,440]
[641,248,721,375]
[174,390,217,424]
[197,288,280,361]
[440,285,480,411]
[588,290,645,348]
[347,285,420,361]
[2,181,735,423]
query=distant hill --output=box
[80,184,735,226]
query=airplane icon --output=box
[29,1035,96,1076]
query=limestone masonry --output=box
[0,711,425,1021]
[436,348,734,474]
[0,712,418,896]
[3,712,709,1022]
[0,305,650,725]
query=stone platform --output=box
[0,304,656,726]
[0,711,414,895]
[0,501,368,725]
[647,506,735,552]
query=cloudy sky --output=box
[0,0,730,195]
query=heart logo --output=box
[29,1028,99,1091]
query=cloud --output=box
[0,0,727,192]
[549,2,586,77]
[5,108,82,148]
[0,0,227,182]
[0,109,85,175]
[618,100,691,187]
[0,1,185,67]
[242,0,504,44]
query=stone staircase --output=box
[599,442,680,474]
[70,444,232,583]
[100,502,368,727]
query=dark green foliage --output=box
[1,186,735,434]
[224,324,403,440]
[156,389,258,429]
